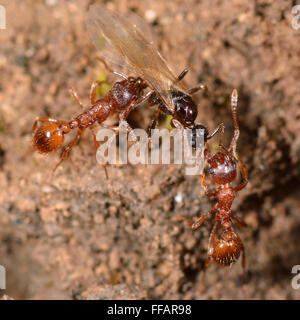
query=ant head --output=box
[126,77,147,90]
[33,122,70,154]
[172,91,198,127]
[207,152,237,184]
[134,77,147,91]
[212,230,243,266]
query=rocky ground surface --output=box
[0,0,299,299]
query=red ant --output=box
[191,89,248,287]
[32,71,148,180]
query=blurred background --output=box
[0,0,299,299]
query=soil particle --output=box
[0,0,299,300]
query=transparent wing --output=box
[125,10,157,47]
[86,3,187,110]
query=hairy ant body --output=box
[32,75,147,179]
[192,89,248,284]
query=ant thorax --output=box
[215,184,235,212]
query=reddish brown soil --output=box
[0,0,299,299]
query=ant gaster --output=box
[32,75,147,179]
[192,89,248,283]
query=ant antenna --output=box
[96,57,128,80]
[228,89,239,157]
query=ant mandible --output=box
[192,89,248,284]
[32,61,149,181]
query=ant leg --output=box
[170,118,184,131]
[207,221,218,259]
[99,121,138,150]
[89,126,110,181]
[69,88,84,109]
[207,122,228,153]
[234,175,248,192]
[200,173,216,198]
[89,80,107,105]
[99,123,131,135]
[97,57,113,73]
[170,118,187,145]
[206,123,224,141]
[203,142,212,160]
[170,119,205,166]
[119,90,153,121]
[231,214,247,227]
[177,68,188,81]
[213,122,226,148]
[171,68,191,89]
[171,68,189,87]
[149,108,161,131]
[101,118,142,146]
[201,221,218,292]
[192,209,215,230]
[52,129,83,174]
[233,153,248,192]
[188,84,209,95]
[32,117,60,132]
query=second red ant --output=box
[191,89,248,287]
[32,69,149,181]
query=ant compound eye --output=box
[33,123,64,154]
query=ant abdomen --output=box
[33,123,64,154]
[211,230,243,266]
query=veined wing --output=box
[86,3,187,110]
